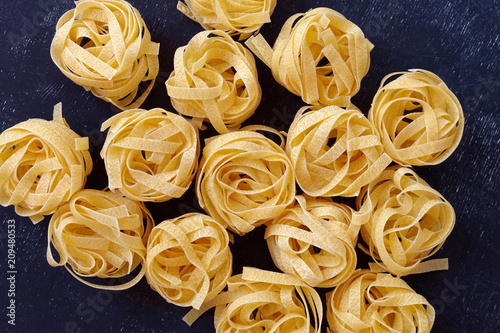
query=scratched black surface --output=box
[0,0,499,332]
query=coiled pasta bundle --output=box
[101,108,199,202]
[0,103,92,223]
[51,0,160,110]
[47,189,154,290]
[326,269,435,333]
[166,30,261,134]
[145,213,232,309]
[369,69,464,166]
[246,7,373,106]
[286,106,392,197]
[266,195,358,288]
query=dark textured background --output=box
[1,0,499,332]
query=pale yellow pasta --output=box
[51,0,160,110]
[266,195,358,288]
[353,166,455,276]
[47,189,154,290]
[177,0,277,40]
[184,267,323,333]
[286,105,392,197]
[100,108,199,202]
[0,103,92,224]
[369,69,464,166]
[145,213,232,310]
[166,30,261,134]
[246,7,373,106]
[326,269,435,333]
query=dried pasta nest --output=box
[326,269,435,333]
[369,69,464,166]
[246,7,373,106]
[353,166,455,276]
[166,30,261,134]
[286,105,392,197]
[0,103,92,223]
[196,127,295,235]
[101,108,199,202]
[145,213,232,309]
[47,189,154,290]
[177,0,277,40]
[51,0,160,110]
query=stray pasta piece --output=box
[166,30,261,134]
[101,108,199,202]
[369,69,464,166]
[177,0,277,40]
[184,267,323,333]
[0,103,92,224]
[246,7,373,106]
[326,269,435,333]
[51,0,160,110]
[196,127,295,235]
[353,166,455,276]
[47,189,153,290]
[266,195,358,288]
[286,105,392,197]
[145,213,232,310]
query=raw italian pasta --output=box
[47,189,154,290]
[51,0,160,110]
[177,0,277,40]
[184,267,323,333]
[326,269,435,333]
[145,213,232,310]
[266,195,358,288]
[196,127,295,235]
[286,105,392,197]
[101,108,199,202]
[0,103,92,224]
[246,7,373,106]
[166,30,261,134]
[353,166,455,276]
[369,69,464,166]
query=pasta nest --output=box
[51,0,160,110]
[369,69,464,166]
[184,267,323,333]
[166,30,261,134]
[266,195,358,288]
[101,108,199,202]
[145,213,232,309]
[246,7,373,106]
[353,166,455,276]
[196,128,295,235]
[0,103,92,224]
[326,270,435,333]
[286,105,392,197]
[47,189,154,290]
[177,0,277,40]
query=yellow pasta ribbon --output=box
[166,30,261,134]
[246,7,373,106]
[353,166,455,276]
[0,103,92,224]
[145,213,232,310]
[266,195,358,288]
[196,127,295,235]
[101,108,199,202]
[51,0,160,110]
[326,269,435,333]
[184,267,323,333]
[47,189,154,290]
[369,69,464,166]
[177,0,277,41]
[286,105,392,197]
